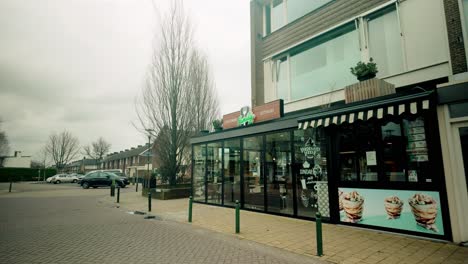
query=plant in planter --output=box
[212,119,223,132]
[350,58,378,81]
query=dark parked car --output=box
[80,172,128,189]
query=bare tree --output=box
[32,146,50,169]
[45,130,80,172]
[83,137,111,169]
[0,118,10,157]
[189,50,220,131]
[136,1,220,186]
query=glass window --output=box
[463,0,468,43]
[289,24,360,101]
[459,127,468,190]
[223,139,241,207]
[294,128,329,218]
[368,7,404,77]
[207,142,223,204]
[449,101,468,118]
[381,121,406,181]
[193,145,206,202]
[243,136,265,211]
[276,58,289,101]
[271,0,285,32]
[356,123,379,182]
[338,125,357,181]
[287,0,332,22]
[403,117,430,183]
[265,131,293,215]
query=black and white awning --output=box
[298,92,432,130]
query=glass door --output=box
[207,142,222,204]
[223,139,241,206]
[243,136,264,211]
[265,131,293,215]
[453,122,468,205]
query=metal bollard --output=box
[235,200,240,234]
[316,212,323,256]
[148,191,152,212]
[110,184,115,197]
[117,186,120,203]
[9,181,12,193]
[188,196,193,223]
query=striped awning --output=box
[298,93,432,130]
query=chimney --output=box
[14,151,21,157]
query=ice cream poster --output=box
[338,188,444,235]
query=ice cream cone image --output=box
[408,193,439,233]
[384,196,403,219]
[342,191,364,223]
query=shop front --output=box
[191,91,451,240]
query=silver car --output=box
[52,174,79,184]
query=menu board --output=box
[405,118,428,162]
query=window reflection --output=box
[223,139,241,206]
[207,142,222,204]
[381,121,405,181]
[294,128,329,218]
[243,136,264,211]
[193,145,206,202]
[265,131,293,215]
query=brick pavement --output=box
[100,186,468,264]
[0,183,324,264]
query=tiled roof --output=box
[103,143,152,162]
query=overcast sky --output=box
[0,0,251,160]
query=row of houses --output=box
[64,143,157,179]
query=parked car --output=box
[53,174,78,184]
[46,175,57,183]
[80,171,128,189]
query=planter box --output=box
[142,187,191,200]
[345,78,395,104]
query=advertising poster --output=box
[338,188,444,235]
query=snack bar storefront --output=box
[191,91,452,240]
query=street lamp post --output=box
[146,133,151,189]
[145,129,154,191]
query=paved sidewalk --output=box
[101,188,468,264]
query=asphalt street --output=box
[0,183,324,264]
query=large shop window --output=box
[274,23,360,103]
[223,139,241,207]
[294,128,329,218]
[265,131,293,215]
[207,142,222,204]
[193,145,206,202]
[243,136,265,211]
[338,116,432,185]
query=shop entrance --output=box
[452,122,468,237]
[243,136,264,211]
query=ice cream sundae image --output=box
[384,196,403,219]
[342,191,364,223]
[408,193,439,233]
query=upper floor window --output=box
[268,3,409,103]
[273,22,360,102]
[367,5,404,78]
[265,0,333,35]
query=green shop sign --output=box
[238,106,255,126]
